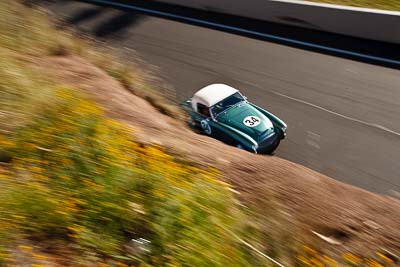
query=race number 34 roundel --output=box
[243,116,261,127]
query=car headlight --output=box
[279,126,287,139]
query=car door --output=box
[210,121,235,145]
[195,104,236,145]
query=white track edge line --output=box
[272,91,400,137]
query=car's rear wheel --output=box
[188,117,196,128]
[200,120,212,135]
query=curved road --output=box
[48,1,400,197]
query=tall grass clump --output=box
[89,50,184,119]
[0,0,78,56]
[0,88,267,266]
[0,52,56,135]
[0,0,181,120]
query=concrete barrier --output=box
[154,0,400,44]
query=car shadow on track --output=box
[39,1,146,41]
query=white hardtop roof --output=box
[193,84,239,108]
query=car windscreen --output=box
[210,92,244,117]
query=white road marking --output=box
[345,67,358,74]
[272,91,400,137]
[306,131,321,149]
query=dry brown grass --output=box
[83,47,184,119]
[307,0,400,11]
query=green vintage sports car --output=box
[181,84,287,154]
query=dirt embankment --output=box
[33,55,400,256]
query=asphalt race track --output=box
[47,0,400,197]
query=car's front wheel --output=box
[266,138,280,155]
[233,142,256,153]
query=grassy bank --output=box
[306,0,400,11]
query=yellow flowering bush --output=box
[0,89,262,266]
[296,246,397,267]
